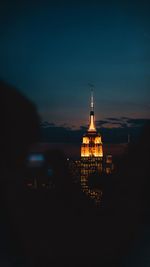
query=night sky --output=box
[1,0,150,128]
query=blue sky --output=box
[1,1,150,128]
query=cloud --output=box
[40,117,150,143]
[106,117,121,121]
[96,118,126,128]
[125,118,150,127]
[40,121,55,128]
[96,117,150,129]
[40,123,84,143]
[96,120,108,127]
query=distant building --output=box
[104,154,114,174]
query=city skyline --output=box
[1,1,150,128]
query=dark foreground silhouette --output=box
[0,81,150,267]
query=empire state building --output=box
[80,91,103,200]
[81,90,103,158]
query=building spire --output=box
[91,88,94,112]
[88,88,96,132]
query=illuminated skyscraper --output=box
[81,90,103,158]
[80,90,103,203]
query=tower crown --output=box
[88,89,96,132]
